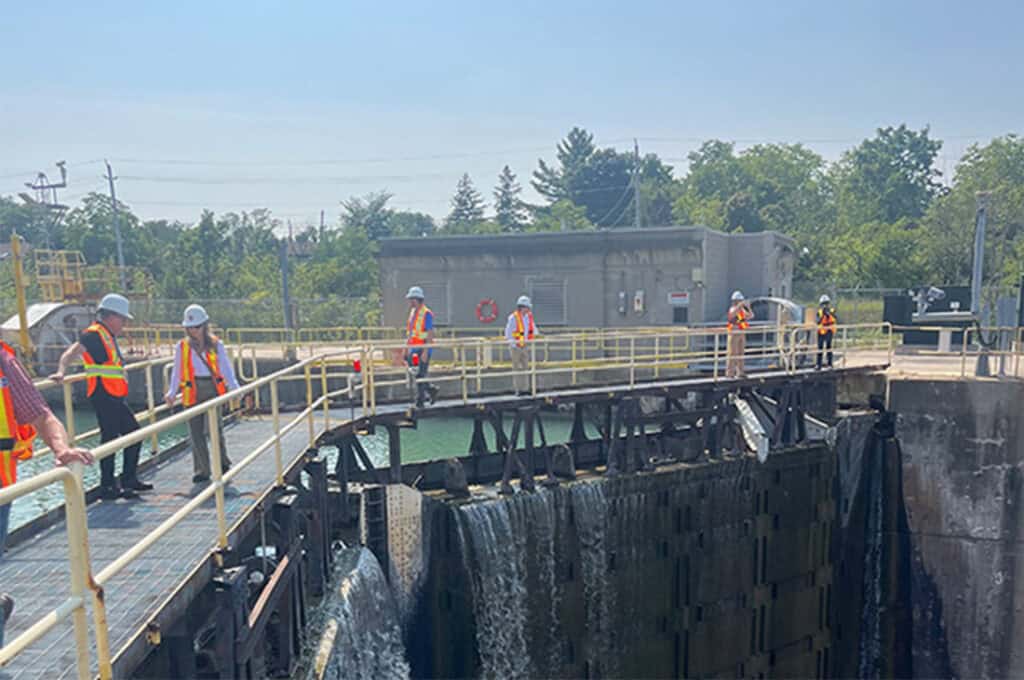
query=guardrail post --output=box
[320,358,330,430]
[63,470,96,680]
[305,363,314,447]
[713,331,720,380]
[629,337,636,386]
[571,337,578,385]
[62,380,76,443]
[271,378,284,486]
[654,336,660,378]
[208,408,229,550]
[460,345,468,403]
[145,363,159,456]
[530,341,537,396]
[961,328,969,378]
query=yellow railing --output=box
[0,351,355,678]
[13,319,1016,679]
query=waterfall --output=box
[307,547,410,680]
[454,481,616,678]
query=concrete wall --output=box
[413,447,837,678]
[379,227,794,330]
[891,378,1024,678]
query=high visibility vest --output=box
[82,322,128,398]
[179,338,229,407]
[407,305,431,346]
[512,310,535,347]
[0,343,37,488]
[817,308,837,335]
[727,306,749,331]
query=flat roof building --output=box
[378,226,795,329]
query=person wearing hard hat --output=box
[816,294,838,369]
[505,295,539,395]
[164,305,239,484]
[1,342,94,645]
[52,293,153,499]
[405,286,439,407]
[726,290,754,378]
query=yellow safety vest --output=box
[0,343,37,488]
[179,338,228,407]
[407,305,431,345]
[82,322,128,398]
[512,310,535,347]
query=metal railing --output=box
[0,351,355,678]
[12,318,1019,679]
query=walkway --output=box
[0,413,342,680]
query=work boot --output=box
[428,385,440,404]
[100,485,121,500]
[123,478,154,492]
[193,474,210,484]
[1,593,13,626]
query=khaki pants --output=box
[726,332,746,377]
[188,377,232,478]
[511,345,530,393]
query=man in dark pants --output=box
[52,293,153,499]
[816,294,837,369]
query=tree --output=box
[835,124,943,225]
[446,173,485,231]
[341,191,394,241]
[919,135,1024,286]
[390,210,436,238]
[532,127,596,201]
[528,200,594,232]
[493,166,527,231]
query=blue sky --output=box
[1,0,1021,227]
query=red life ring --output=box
[476,298,499,323]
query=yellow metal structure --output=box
[33,249,87,302]
[10,234,33,357]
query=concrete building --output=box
[378,226,795,328]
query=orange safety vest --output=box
[82,322,128,398]
[727,306,750,332]
[512,310,535,347]
[407,305,432,346]
[179,338,229,407]
[817,308,837,335]
[0,343,37,488]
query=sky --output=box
[1,0,1022,229]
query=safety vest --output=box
[179,338,229,407]
[407,305,431,346]
[512,310,535,347]
[82,322,128,398]
[0,343,37,488]
[727,306,749,331]
[817,308,837,335]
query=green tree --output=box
[532,126,596,201]
[389,210,436,238]
[919,135,1024,286]
[446,173,485,231]
[341,191,394,241]
[835,124,943,225]
[493,165,527,231]
[528,200,594,232]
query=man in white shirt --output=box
[504,295,539,395]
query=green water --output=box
[8,406,189,531]
[6,409,596,533]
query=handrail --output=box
[2,318,1016,678]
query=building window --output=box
[673,307,688,324]
[528,278,566,325]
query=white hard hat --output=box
[516,295,531,308]
[406,286,425,300]
[731,290,745,302]
[819,294,831,304]
[97,293,133,320]
[181,304,210,327]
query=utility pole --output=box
[633,138,642,230]
[104,161,128,290]
[319,209,325,239]
[23,161,68,249]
